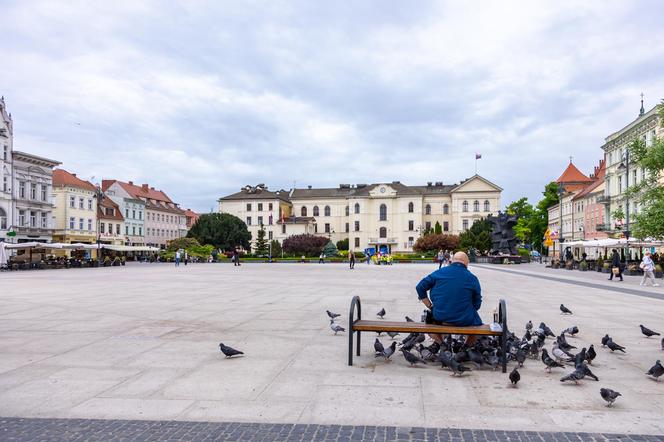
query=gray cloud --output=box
[2,0,664,212]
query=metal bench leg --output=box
[501,332,507,373]
[348,296,362,366]
[356,330,361,357]
[348,323,353,366]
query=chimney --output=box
[151,187,155,190]
[427,181,432,187]
[71,173,76,177]
[142,184,149,191]
[308,185,312,189]
[128,181,134,186]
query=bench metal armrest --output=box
[348,296,362,366]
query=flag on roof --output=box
[475,153,482,159]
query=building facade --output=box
[0,97,12,239]
[98,197,125,245]
[184,209,200,229]
[219,175,502,253]
[52,169,98,245]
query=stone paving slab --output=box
[1,417,663,442]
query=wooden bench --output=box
[348,296,509,373]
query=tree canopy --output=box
[254,225,269,256]
[413,234,459,253]
[186,213,251,250]
[506,182,559,252]
[282,234,328,256]
[459,218,492,254]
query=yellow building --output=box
[52,169,98,249]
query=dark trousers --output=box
[350,259,355,269]
[609,267,623,280]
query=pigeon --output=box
[542,349,565,372]
[219,343,244,358]
[557,334,576,352]
[326,310,341,319]
[509,367,520,387]
[330,320,345,335]
[661,337,664,350]
[583,364,599,381]
[540,322,555,338]
[449,358,472,376]
[560,366,585,384]
[387,331,400,339]
[516,348,526,367]
[646,360,664,381]
[640,325,661,338]
[586,345,596,365]
[563,326,579,336]
[381,341,397,360]
[525,320,533,332]
[401,348,426,366]
[606,339,626,353]
[377,308,386,319]
[523,330,532,341]
[601,334,611,347]
[600,388,622,407]
[573,348,587,368]
[405,316,415,322]
[417,344,437,362]
[560,304,573,314]
[467,348,485,367]
[374,338,385,355]
[438,350,453,369]
[552,344,573,363]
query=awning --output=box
[102,245,160,252]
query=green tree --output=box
[322,240,339,257]
[459,219,492,254]
[336,238,349,251]
[506,197,535,244]
[167,237,201,252]
[626,121,664,239]
[186,213,251,250]
[254,225,269,256]
[434,221,442,234]
[270,239,282,257]
[413,234,460,253]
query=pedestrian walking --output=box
[175,250,181,267]
[437,249,445,269]
[608,249,623,281]
[184,251,189,266]
[366,253,371,265]
[640,251,659,287]
[233,249,241,266]
[349,251,355,269]
[444,250,451,266]
[319,252,325,264]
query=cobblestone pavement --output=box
[1,417,663,442]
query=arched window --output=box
[345,205,349,216]
[0,207,6,229]
[408,202,414,213]
[473,200,480,212]
[354,203,360,214]
[462,201,468,212]
[324,205,331,216]
[379,204,387,221]
[301,206,307,217]
[484,200,490,212]
[425,204,431,215]
[313,206,319,216]
[443,203,449,215]
[379,227,387,238]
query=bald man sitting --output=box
[415,251,482,344]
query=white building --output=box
[219,175,502,253]
[0,97,12,239]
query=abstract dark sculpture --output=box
[487,211,518,255]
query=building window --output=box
[443,204,449,214]
[378,204,387,221]
[462,200,468,212]
[379,227,387,238]
[79,197,84,209]
[69,196,75,208]
[325,223,330,233]
[133,226,136,235]
[425,221,431,231]
[139,227,142,236]
[100,223,105,234]
[354,203,360,214]
[408,220,414,231]
[301,206,307,217]
[314,223,318,233]
[257,216,263,226]
[268,203,273,211]
[132,210,136,219]
[138,211,142,220]
[2,175,7,192]
[79,218,84,230]
[87,199,92,210]
[69,217,75,229]
[345,222,349,233]
[0,208,6,229]
[443,221,449,232]
[425,204,431,215]
[2,145,6,161]
[19,181,25,199]
[313,206,319,216]
[345,205,349,216]
[116,224,120,234]
[473,200,480,212]
[268,231,273,240]
[463,219,469,231]
[354,221,360,231]
[125,208,129,218]
[30,183,37,200]
[87,219,92,231]
[324,205,331,216]
[246,216,252,226]
[41,185,47,201]
[354,237,360,247]
[408,202,414,213]
[246,203,252,211]
[282,224,286,234]
[30,211,36,227]
[268,215,273,225]
[125,226,129,235]
[258,203,263,211]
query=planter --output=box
[656,272,663,279]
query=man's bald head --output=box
[452,251,469,267]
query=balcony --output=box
[597,195,611,205]
[368,237,398,244]
[14,226,54,236]
[595,223,610,232]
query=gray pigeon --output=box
[326,310,340,319]
[438,350,453,369]
[563,326,579,336]
[542,349,565,372]
[661,337,664,350]
[606,339,626,353]
[377,308,386,319]
[381,341,397,360]
[583,364,599,381]
[586,345,596,365]
[560,304,573,314]
[640,325,661,338]
[330,320,345,335]
[509,367,520,387]
[600,388,621,407]
[386,331,400,339]
[405,316,414,322]
[552,344,573,363]
[401,348,426,366]
[557,335,576,352]
[449,358,472,376]
[219,343,244,358]
[516,348,526,367]
[560,366,585,384]
[525,320,533,332]
[374,338,385,356]
[646,360,664,381]
[601,334,611,347]
[540,323,555,338]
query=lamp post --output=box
[618,149,631,259]
[557,182,565,261]
[94,184,104,265]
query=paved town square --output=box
[1,263,663,439]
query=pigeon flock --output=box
[324,304,664,408]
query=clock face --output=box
[380,187,386,193]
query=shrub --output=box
[336,238,349,251]
[579,261,588,271]
[283,234,329,256]
[517,248,530,258]
[413,234,460,253]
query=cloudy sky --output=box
[2,1,663,212]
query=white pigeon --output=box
[552,344,571,362]
[330,320,345,335]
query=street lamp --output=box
[617,150,630,239]
[557,182,565,262]
[93,184,104,265]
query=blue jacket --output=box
[415,262,483,326]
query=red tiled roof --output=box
[53,169,97,191]
[556,162,593,184]
[98,197,124,221]
[573,160,606,200]
[102,179,173,203]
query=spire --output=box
[639,92,645,116]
